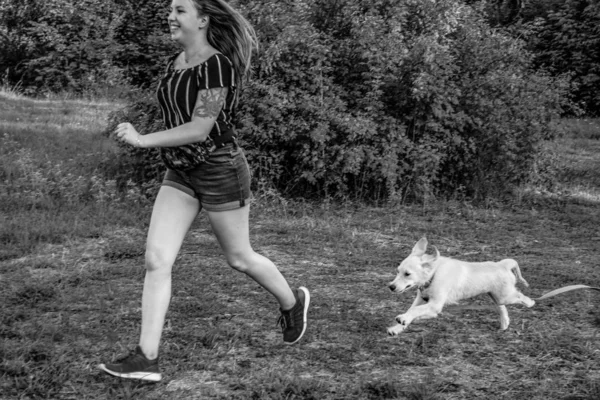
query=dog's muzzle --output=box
[389,283,413,293]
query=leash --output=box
[447,284,599,311]
[533,284,600,301]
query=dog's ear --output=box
[421,245,440,269]
[411,237,428,256]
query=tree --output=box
[519,0,600,115]
[108,0,569,202]
[465,0,600,116]
[0,0,171,95]
[0,0,570,201]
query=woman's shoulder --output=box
[198,53,235,88]
[202,53,234,78]
[205,52,233,68]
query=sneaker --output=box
[278,287,310,344]
[98,346,161,382]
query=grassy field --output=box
[1,91,599,399]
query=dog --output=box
[387,237,535,335]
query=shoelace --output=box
[115,351,140,363]
[114,348,151,367]
[277,311,294,331]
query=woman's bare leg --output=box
[207,204,296,310]
[139,186,200,359]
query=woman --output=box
[98,0,310,382]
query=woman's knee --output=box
[145,247,175,273]
[225,250,255,273]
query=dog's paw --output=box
[395,314,409,326]
[387,325,405,336]
[499,319,510,330]
[527,299,535,308]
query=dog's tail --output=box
[507,259,529,287]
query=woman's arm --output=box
[115,87,228,148]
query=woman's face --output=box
[167,0,205,43]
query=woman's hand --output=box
[115,123,145,148]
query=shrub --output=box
[0,133,152,210]
[104,0,569,202]
[519,0,600,116]
[0,0,171,97]
[102,90,166,189]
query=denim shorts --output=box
[162,142,251,212]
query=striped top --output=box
[155,53,237,170]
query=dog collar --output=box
[418,274,435,291]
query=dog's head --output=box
[389,237,439,293]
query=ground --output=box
[1,93,599,399]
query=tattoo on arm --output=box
[193,87,227,119]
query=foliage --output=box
[463,0,524,26]
[106,0,570,201]
[0,133,153,212]
[466,0,600,116]
[236,0,414,200]
[0,0,172,96]
[109,0,174,88]
[518,0,600,116]
[102,90,166,188]
[3,0,572,201]
[0,0,125,96]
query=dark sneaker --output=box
[98,346,161,382]
[278,287,310,344]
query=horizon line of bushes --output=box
[2,0,589,202]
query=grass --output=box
[552,119,600,201]
[1,90,600,399]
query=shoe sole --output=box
[98,364,162,382]
[286,286,310,345]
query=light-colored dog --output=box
[387,237,535,335]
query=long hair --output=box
[191,0,258,89]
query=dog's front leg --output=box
[387,292,427,336]
[410,290,427,308]
[395,300,444,328]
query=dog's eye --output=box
[404,272,411,277]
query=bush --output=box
[466,0,600,117]
[103,90,166,189]
[105,0,570,202]
[0,133,153,211]
[519,0,600,117]
[3,0,567,201]
[0,0,171,97]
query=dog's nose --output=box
[389,284,396,292]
